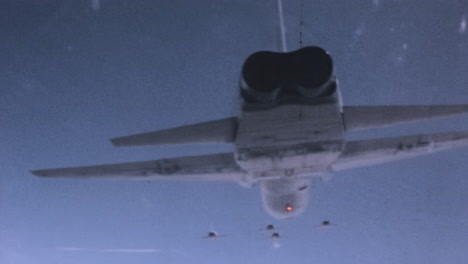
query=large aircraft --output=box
[32,46,468,219]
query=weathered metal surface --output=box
[32,153,245,182]
[332,130,468,171]
[235,103,344,172]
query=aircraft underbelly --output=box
[235,104,344,173]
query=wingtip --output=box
[30,170,46,177]
[110,137,125,147]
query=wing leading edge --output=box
[331,130,468,172]
[31,153,246,182]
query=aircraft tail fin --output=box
[343,105,468,132]
[111,117,238,147]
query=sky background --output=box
[1,0,468,263]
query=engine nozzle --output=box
[240,51,285,103]
[291,46,335,97]
[240,46,336,104]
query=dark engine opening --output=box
[240,46,336,104]
[291,46,335,97]
[240,51,285,103]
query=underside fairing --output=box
[260,176,311,219]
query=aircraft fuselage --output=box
[235,47,343,218]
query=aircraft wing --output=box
[111,117,238,147]
[331,130,468,172]
[31,153,246,181]
[343,105,468,131]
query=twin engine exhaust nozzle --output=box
[240,46,336,103]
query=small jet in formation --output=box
[313,220,336,229]
[264,232,283,240]
[32,46,468,219]
[260,224,278,231]
[201,232,228,239]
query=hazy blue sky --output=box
[1,0,468,263]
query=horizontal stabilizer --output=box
[332,130,468,172]
[343,105,468,131]
[31,153,245,181]
[111,117,238,147]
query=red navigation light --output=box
[285,205,293,212]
